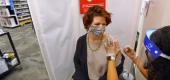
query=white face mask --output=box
[90,26,105,36]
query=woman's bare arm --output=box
[124,46,148,78]
[107,60,119,80]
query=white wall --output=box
[27,0,141,80]
[142,0,170,31]
[161,0,170,27]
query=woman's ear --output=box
[87,25,92,31]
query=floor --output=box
[0,24,49,80]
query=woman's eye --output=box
[94,24,106,26]
[103,24,106,26]
[94,23,100,26]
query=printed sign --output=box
[80,0,105,14]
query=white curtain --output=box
[27,0,141,80]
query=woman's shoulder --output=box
[77,34,87,43]
[78,34,87,40]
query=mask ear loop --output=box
[87,26,93,33]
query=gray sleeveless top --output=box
[87,34,122,80]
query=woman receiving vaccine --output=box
[72,5,125,80]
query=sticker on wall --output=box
[80,0,105,14]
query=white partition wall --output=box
[27,0,141,80]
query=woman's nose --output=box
[98,24,105,27]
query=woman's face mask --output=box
[90,26,105,36]
[89,16,107,36]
